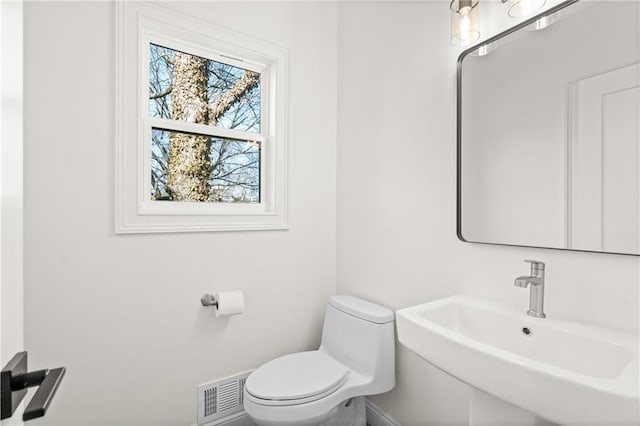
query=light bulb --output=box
[460,14,471,39]
[450,0,480,46]
[519,0,532,12]
[507,0,546,18]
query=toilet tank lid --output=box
[328,295,394,324]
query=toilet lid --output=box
[245,351,348,402]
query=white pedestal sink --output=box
[396,295,639,425]
[469,388,556,426]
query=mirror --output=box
[458,0,640,255]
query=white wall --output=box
[337,2,639,425]
[23,2,337,425]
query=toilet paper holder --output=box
[200,293,218,308]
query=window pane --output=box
[151,128,260,203]
[148,44,261,133]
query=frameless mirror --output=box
[458,0,640,255]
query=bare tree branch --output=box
[149,85,173,100]
[208,71,260,125]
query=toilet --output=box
[243,295,395,426]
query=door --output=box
[1,4,66,423]
[1,0,25,424]
[568,63,640,253]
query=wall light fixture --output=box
[450,0,552,48]
[470,41,498,56]
[450,0,480,46]
[527,11,561,30]
[503,0,546,18]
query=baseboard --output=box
[197,398,400,426]
[366,399,401,426]
[198,411,254,426]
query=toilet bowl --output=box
[243,295,395,426]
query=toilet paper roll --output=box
[214,291,245,317]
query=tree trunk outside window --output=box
[165,52,260,202]
[167,52,211,201]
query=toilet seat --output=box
[245,351,348,406]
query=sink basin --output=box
[396,295,639,425]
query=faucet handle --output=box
[524,259,545,272]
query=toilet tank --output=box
[320,295,395,394]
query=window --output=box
[116,3,288,232]
[147,44,262,204]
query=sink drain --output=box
[521,326,532,336]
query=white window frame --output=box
[141,34,269,215]
[116,2,289,233]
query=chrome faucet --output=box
[514,260,546,318]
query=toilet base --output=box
[320,396,366,426]
[246,396,367,426]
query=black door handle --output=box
[22,367,66,421]
[1,352,66,421]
